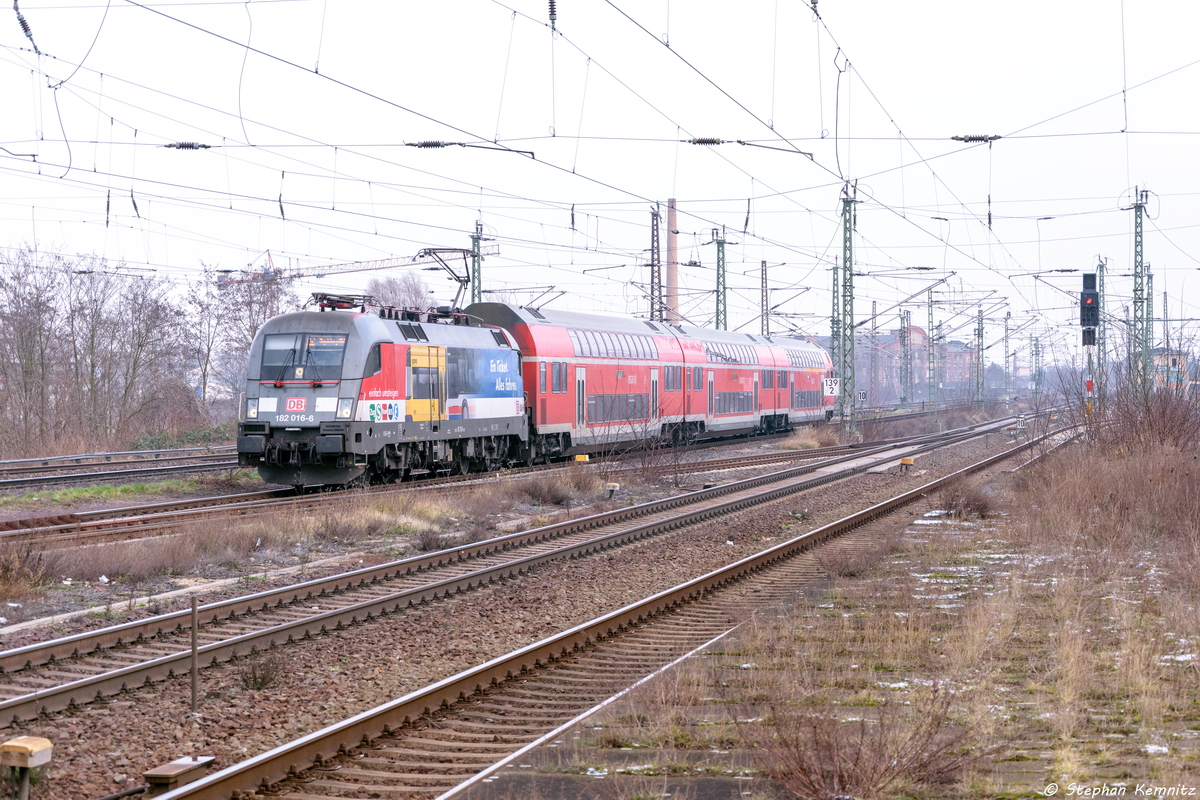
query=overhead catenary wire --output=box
[2,2,1196,339]
[0,0,1147,303]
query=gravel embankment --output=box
[13,434,1015,799]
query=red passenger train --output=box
[237,297,835,487]
[467,303,834,462]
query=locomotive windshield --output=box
[262,333,347,381]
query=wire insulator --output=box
[165,142,210,150]
[688,137,725,145]
[951,134,1001,143]
[548,0,557,28]
[14,3,40,55]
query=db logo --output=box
[286,397,306,412]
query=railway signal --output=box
[1081,272,1099,344]
[1081,273,1098,420]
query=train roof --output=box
[260,309,514,349]
[465,302,827,354]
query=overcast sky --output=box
[3,0,1199,360]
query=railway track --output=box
[0,451,240,491]
[0,402,1003,496]
[150,423,1062,800]
[0,443,839,544]
[0,423,988,544]
[0,445,235,472]
[0,421,1015,730]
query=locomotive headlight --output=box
[336,398,354,419]
[246,398,259,419]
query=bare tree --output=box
[218,273,299,356]
[208,273,300,400]
[111,275,191,440]
[0,248,203,455]
[183,266,227,406]
[366,272,431,309]
[63,262,122,441]
[0,247,68,451]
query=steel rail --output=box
[0,441,852,543]
[0,452,237,478]
[155,427,1049,800]
[0,424,1008,726]
[0,415,1008,541]
[0,459,242,490]
[0,445,235,468]
[0,437,919,671]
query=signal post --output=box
[1081,273,1100,420]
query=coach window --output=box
[539,361,547,394]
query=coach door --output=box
[407,345,445,425]
[707,370,715,422]
[753,371,759,414]
[576,366,586,428]
[650,369,659,422]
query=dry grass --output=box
[815,533,904,578]
[546,400,1200,795]
[1012,442,1200,564]
[33,470,606,585]
[37,492,450,585]
[937,477,995,519]
[43,517,306,583]
[0,543,49,604]
[236,648,287,690]
[856,415,934,441]
[741,684,979,800]
[779,425,840,451]
[443,469,602,542]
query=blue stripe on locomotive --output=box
[446,347,523,420]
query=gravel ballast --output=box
[7,433,1014,799]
